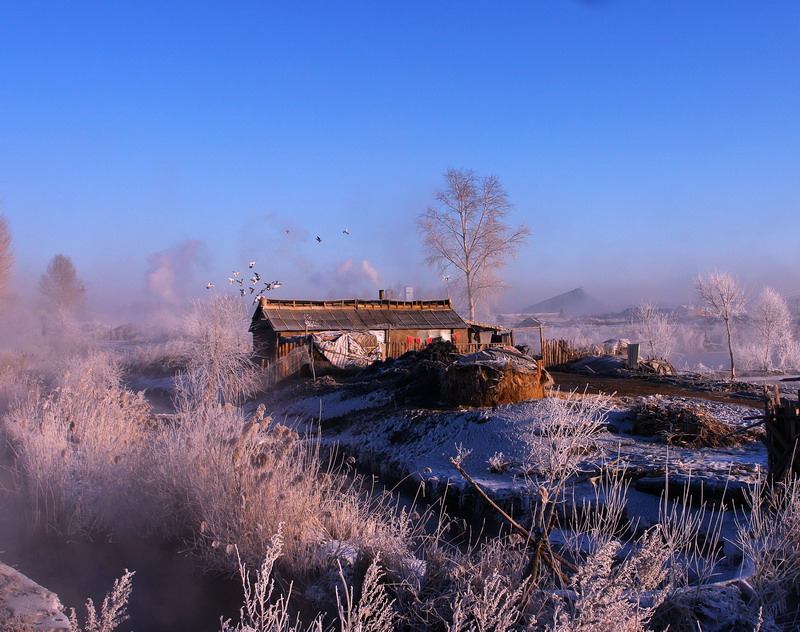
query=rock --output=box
[0,563,70,631]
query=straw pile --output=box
[440,348,553,407]
[629,401,755,448]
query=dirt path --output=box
[549,371,763,409]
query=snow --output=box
[265,380,767,507]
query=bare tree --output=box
[695,271,746,380]
[39,254,86,317]
[417,169,530,320]
[0,214,13,297]
[752,287,793,371]
[631,302,677,360]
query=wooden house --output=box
[250,296,469,361]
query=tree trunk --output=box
[724,317,736,380]
[465,268,475,321]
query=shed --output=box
[250,297,469,361]
[465,320,515,345]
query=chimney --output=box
[378,289,385,301]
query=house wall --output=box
[251,326,279,360]
[387,328,468,344]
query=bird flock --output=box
[205,226,351,302]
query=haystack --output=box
[440,347,553,407]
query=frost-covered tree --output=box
[417,169,530,320]
[39,254,86,317]
[0,214,13,298]
[752,287,793,371]
[177,295,257,405]
[696,271,746,380]
[631,302,676,360]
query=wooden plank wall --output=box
[383,341,506,359]
[541,338,583,368]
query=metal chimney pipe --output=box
[378,289,385,301]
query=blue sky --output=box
[2,1,799,318]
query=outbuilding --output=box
[250,296,469,362]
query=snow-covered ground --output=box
[261,378,766,585]
[263,378,764,506]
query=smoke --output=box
[145,240,209,304]
[326,258,382,298]
[361,260,380,286]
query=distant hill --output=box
[521,287,607,316]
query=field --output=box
[1,298,800,632]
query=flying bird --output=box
[342,229,350,235]
[206,283,214,289]
[228,277,235,284]
[284,229,290,234]
[442,275,451,281]
[239,288,246,297]
[273,281,282,288]
[249,261,256,268]
[249,287,255,294]
[263,283,272,291]
[253,272,261,282]
[232,271,240,277]
[236,279,244,286]
[315,236,322,243]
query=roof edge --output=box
[257,297,454,310]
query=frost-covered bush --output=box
[172,295,260,405]
[739,478,800,628]
[3,351,151,534]
[138,396,418,590]
[631,302,677,361]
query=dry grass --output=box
[629,401,756,448]
[3,351,151,535]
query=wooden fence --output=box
[541,338,583,368]
[261,345,312,388]
[764,386,800,483]
[264,337,591,378]
[275,339,308,359]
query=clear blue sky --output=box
[2,1,799,318]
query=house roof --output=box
[464,319,511,332]
[514,316,545,328]
[250,297,467,333]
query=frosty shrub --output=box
[523,392,610,491]
[142,398,415,584]
[447,569,530,632]
[68,570,135,632]
[174,295,259,405]
[3,351,151,535]
[739,478,800,628]
[221,529,399,632]
[0,350,40,416]
[631,302,676,361]
[547,529,670,632]
[751,287,793,372]
[776,338,800,373]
